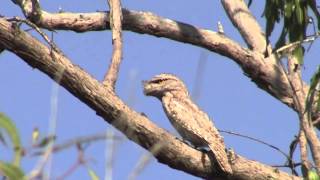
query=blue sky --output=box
[1,1,319,179]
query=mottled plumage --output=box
[143,73,232,174]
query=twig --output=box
[219,130,290,161]
[271,162,301,168]
[31,132,123,155]
[56,144,86,180]
[288,136,299,175]
[103,0,123,89]
[5,16,61,53]
[274,34,319,56]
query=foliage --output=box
[307,170,320,180]
[0,113,25,179]
[262,0,320,64]
[0,161,25,180]
[259,0,320,125]
[0,113,22,166]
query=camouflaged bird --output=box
[143,73,232,174]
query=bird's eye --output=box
[150,78,167,84]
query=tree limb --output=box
[103,0,123,89]
[221,0,268,54]
[286,53,320,173]
[13,1,304,114]
[12,4,299,110]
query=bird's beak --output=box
[142,80,151,95]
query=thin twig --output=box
[288,136,299,176]
[103,0,123,89]
[5,16,61,53]
[274,34,319,56]
[31,132,124,155]
[271,162,301,168]
[219,129,290,160]
[56,144,86,180]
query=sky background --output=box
[0,1,319,179]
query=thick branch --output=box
[12,5,298,109]
[221,0,267,54]
[13,0,300,112]
[103,0,123,88]
[0,18,301,180]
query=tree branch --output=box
[12,1,304,114]
[286,53,320,173]
[221,0,268,54]
[12,3,299,109]
[0,18,301,180]
[103,0,123,89]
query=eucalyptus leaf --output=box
[294,0,304,25]
[306,66,320,118]
[0,113,22,166]
[292,45,304,64]
[0,161,25,180]
[308,170,320,180]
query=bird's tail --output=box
[207,143,233,174]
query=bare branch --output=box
[31,133,123,155]
[13,6,299,110]
[103,0,123,89]
[285,52,320,173]
[0,18,301,180]
[5,16,61,53]
[221,0,267,54]
[219,130,290,160]
[298,131,310,177]
[12,0,302,114]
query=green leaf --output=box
[308,170,320,180]
[87,168,100,180]
[306,65,320,116]
[295,0,304,25]
[284,0,293,19]
[0,113,22,166]
[0,161,25,180]
[309,67,320,93]
[263,0,282,40]
[292,45,304,64]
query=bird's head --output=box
[143,73,188,99]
